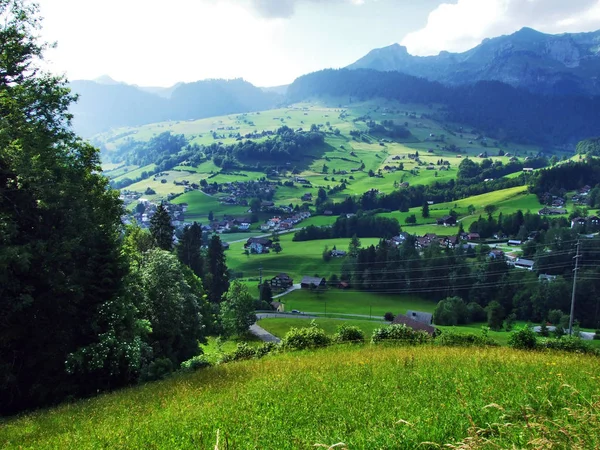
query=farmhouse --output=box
[392,314,436,335]
[300,276,326,289]
[571,217,587,228]
[507,239,522,246]
[437,215,457,226]
[406,310,433,325]
[270,301,284,312]
[245,237,273,254]
[489,249,504,259]
[538,207,567,216]
[271,273,294,290]
[467,233,480,241]
[331,249,347,257]
[513,258,535,271]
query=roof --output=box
[274,273,292,280]
[515,258,535,268]
[392,314,436,335]
[270,301,282,309]
[301,276,325,286]
[406,310,433,325]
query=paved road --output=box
[249,323,281,343]
[273,283,302,299]
[226,227,303,244]
[532,325,595,340]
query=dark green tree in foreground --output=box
[150,203,174,251]
[205,234,230,303]
[0,0,129,413]
[177,222,204,278]
[221,281,257,337]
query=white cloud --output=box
[247,0,368,18]
[402,0,600,56]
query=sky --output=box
[37,0,600,88]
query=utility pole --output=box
[569,240,581,336]
[259,265,263,303]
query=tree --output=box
[272,242,283,253]
[348,234,362,257]
[250,198,262,212]
[136,202,146,214]
[486,301,505,331]
[0,1,131,412]
[422,201,430,218]
[405,214,417,224]
[484,204,498,217]
[322,245,332,262]
[208,210,214,221]
[260,281,273,303]
[221,281,257,337]
[150,203,174,251]
[177,222,204,278]
[205,235,230,303]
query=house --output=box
[300,276,326,289]
[538,274,557,282]
[571,217,587,228]
[467,233,480,241]
[489,249,504,259]
[514,258,535,270]
[301,193,313,202]
[338,281,350,289]
[444,235,460,249]
[270,301,284,312]
[271,273,293,290]
[331,249,347,257]
[406,310,433,325]
[323,210,333,216]
[261,201,275,208]
[538,207,567,216]
[437,215,457,226]
[507,239,522,246]
[389,233,409,247]
[245,237,273,254]
[392,314,436,335]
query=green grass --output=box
[2,345,598,449]
[278,289,437,317]
[258,317,386,338]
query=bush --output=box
[333,324,365,344]
[508,327,538,350]
[281,323,331,351]
[180,355,212,372]
[436,331,498,347]
[594,329,600,340]
[384,312,395,322]
[141,357,174,381]
[540,336,595,354]
[467,302,486,322]
[371,324,432,345]
[220,343,257,363]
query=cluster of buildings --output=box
[259,212,311,232]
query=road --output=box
[273,283,301,299]
[225,227,303,244]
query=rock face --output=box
[348,28,600,96]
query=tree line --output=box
[293,214,400,241]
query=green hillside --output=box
[2,345,598,449]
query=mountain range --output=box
[348,27,600,96]
[69,77,282,137]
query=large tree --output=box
[150,203,174,251]
[205,234,230,303]
[221,281,257,337]
[0,0,128,413]
[177,222,204,278]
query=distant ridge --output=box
[69,78,283,137]
[348,27,600,96]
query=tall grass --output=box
[1,346,598,449]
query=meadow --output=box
[2,345,598,449]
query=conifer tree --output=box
[205,234,230,303]
[150,203,174,251]
[177,222,204,278]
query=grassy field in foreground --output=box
[2,346,598,449]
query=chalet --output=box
[514,258,535,271]
[331,249,347,257]
[406,310,433,325]
[392,314,436,335]
[538,207,567,216]
[488,249,504,259]
[221,242,230,250]
[389,233,409,247]
[270,301,284,312]
[444,236,460,249]
[437,215,457,226]
[301,193,313,202]
[416,233,438,249]
[507,239,522,246]
[467,233,480,241]
[245,237,273,254]
[590,216,600,226]
[522,167,534,172]
[300,276,326,289]
[271,273,294,290]
[571,217,587,228]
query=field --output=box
[274,289,437,317]
[2,345,598,449]
[98,99,555,221]
[258,317,386,338]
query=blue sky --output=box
[38,0,600,87]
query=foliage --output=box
[149,203,174,251]
[508,327,538,350]
[539,336,597,354]
[576,136,600,156]
[220,281,257,337]
[281,322,331,350]
[435,331,499,347]
[371,324,432,345]
[433,297,469,326]
[177,222,204,278]
[384,312,395,322]
[180,355,212,372]
[293,213,400,241]
[205,234,230,303]
[332,324,365,344]
[0,0,132,413]
[486,301,505,331]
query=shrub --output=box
[467,302,486,322]
[282,323,331,351]
[508,327,538,350]
[540,336,595,354]
[255,342,279,358]
[181,355,212,372]
[333,324,365,344]
[371,324,432,345]
[436,331,499,347]
[141,357,174,381]
[220,343,257,363]
[594,329,600,340]
[384,312,395,322]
